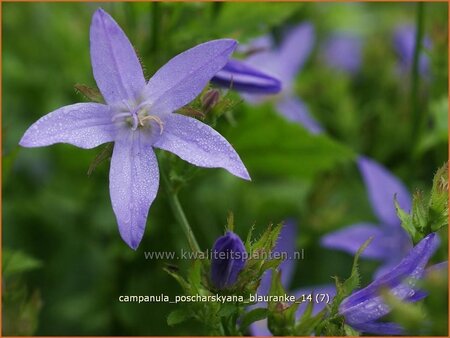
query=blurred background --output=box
[2,2,448,335]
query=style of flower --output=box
[340,233,442,335]
[250,221,336,336]
[214,23,323,134]
[321,156,413,278]
[393,24,432,77]
[19,9,250,250]
[322,32,362,74]
[210,231,247,289]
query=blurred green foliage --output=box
[2,2,448,335]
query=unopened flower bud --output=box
[210,231,246,289]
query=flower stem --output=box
[161,170,201,253]
[411,2,425,150]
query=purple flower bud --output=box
[211,59,282,94]
[210,231,247,289]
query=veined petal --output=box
[278,23,315,80]
[357,156,411,227]
[154,114,250,180]
[276,96,323,134]
[90,8,145,105]
[109,131,159,250]
[145,39,237,114]
[320,223,386,260]
[19,103,116,149]
[211,59,282,94]
[339,233,439,326]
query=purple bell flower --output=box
[321,156,413,278]
[211,231,247,289]
[19,9,250,250]
[211,59,282,94]
[393,24,432,77]
[340,233,442,335]
[322,33,362,74]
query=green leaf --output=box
[240,307,268,331]
[395,196,418,241]
[3,249,41,278]
[226,106,355,180]
[429,163,448,232]
[330,237,372,316]
[167,308,192,326]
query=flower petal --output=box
[109,130,159,250]
[154,114,250,180]
[351,321,404,335]
[90,8,145,105]
[211,59,282,94]
[278,23,315,80]
[249,318,271,337]
[320,223,386,260]
[276,96,323,134]
[339,233,439,326]
[357,156,411,226]
[19,103,116,149]
[145,39,237,114]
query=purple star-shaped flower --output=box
[19,9,250,250]
[321,156,413,278]
[215,23,323,134]
[340,233,442,335]
[250,221,336,336]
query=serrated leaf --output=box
[429,163,448,232]
[239,307,268,331]
[395,196,418,241]
[226,106,355,180]
[330,237,372,316]
[411,191,428,231]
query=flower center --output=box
[111,100,164,134]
